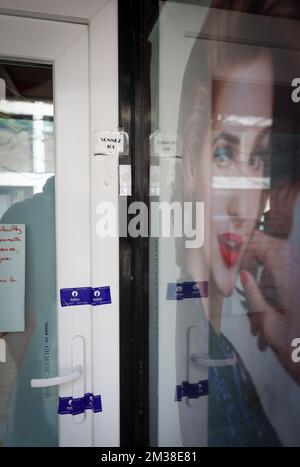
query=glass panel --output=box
[149,1,300,447]
[0,62,57,446]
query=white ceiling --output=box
[0,0,109,23]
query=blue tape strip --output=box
[58,393,102,415]
[167,281,208,301]
[60,287,112,307]
[176,380,209,401]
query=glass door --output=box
[0,61,57,447]
[0,15,92,446]
[144,0,300,448]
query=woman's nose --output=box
[227,190,248,228]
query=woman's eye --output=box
[249,153,264,172]
[213,146,233,168]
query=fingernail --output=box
[240,270,248,287]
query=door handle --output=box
[187,326,237,410]
[31,364,82,388]
[31,335,84,392]
[191,352,237,368]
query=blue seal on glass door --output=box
[91,286,111,306]
[60,287,91,307]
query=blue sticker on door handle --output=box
[60,286,111,307]
[58,393,102,415]
[176,380,209,401]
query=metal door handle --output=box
[31,364,82,388]
[191,352,237,367]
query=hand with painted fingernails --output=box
[240,229,300,384]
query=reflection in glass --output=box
[0,62,57,446]
[149,1,300,447]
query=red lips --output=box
[218,232,244,268]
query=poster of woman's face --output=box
[185,50,273,301]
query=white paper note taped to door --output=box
[0,224,25,332]
[94,130,125,155]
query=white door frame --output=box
[89,0,119,447]
[0,0,119,447]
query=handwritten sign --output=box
[0,224,25,332]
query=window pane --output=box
[0,62,57,447]
[148,1,300,447]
